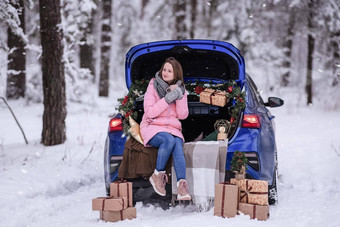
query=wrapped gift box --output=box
[100,207,136,222]
[211,91,228,107]
[92,197,128,211]
[214,183,239,218]
[230,178,268,206]
[238,202,269,221]
[199,88,215,105]
[110,181,133,207]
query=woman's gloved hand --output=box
[174,86,183,100]
[165,80,185,103]
[165,89,179,103]
[175,80,185,100]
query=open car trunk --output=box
[128,41,245,141]
[134,96,239,142]
[181,97,237,142]
[118,41,247,207]
[127,42,243,87]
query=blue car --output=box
[104,40,283,207]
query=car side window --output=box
[247,76,265,106]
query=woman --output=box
[140,57,191,200]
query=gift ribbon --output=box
[101,196,113,211]
[221,184,226,218]
[201,89,215,104]
[114,180,131,206]
[214,93,228,106]
[220,182,233,218]
[252,204,256,219]
[101,196,126,211]
[239,180,267,203]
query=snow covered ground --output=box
[0,96,340,227]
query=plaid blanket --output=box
[171,140,228,210]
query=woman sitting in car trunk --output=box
[140,57,191,200]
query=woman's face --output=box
[162,62,175,84]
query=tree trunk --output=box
[306,34,314,105]
[281,8,294,87]
[207,0,218,37]
[140,0,149,19]
[80,11,95,82]
[174,0,187,40]
[306,0,315,105]
[330,36,340,86]
[39,0,67,146]
[6,0,26,99]
[190,0,197,39]
[99,0,112,97]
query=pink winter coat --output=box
[140,78,189,147]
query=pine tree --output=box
[174,0,187,39]
[39,0,67,146]
[79,0,96,82]
[190,0,197,38]
[62,0,96,102]
[79,12,95,82]
[99,0,112,97]
[6,0,26,99]
[281,1,295,87]
[323,0,340,87]
[306,0,318,105]
[207,0,218,37]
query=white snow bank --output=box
[0,97,339,227]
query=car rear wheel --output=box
[106,185,110,196]
[268,168,278,205]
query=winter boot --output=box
[177,179,191,200]
[149,169,168,196]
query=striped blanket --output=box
[171,140,228,211]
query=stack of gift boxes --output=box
[214,178,270,221]
[200,88,229,107]
[92,181,136,222]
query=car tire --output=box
[106,185,110,196]
[134,184,171,210]
[268,168,278,205]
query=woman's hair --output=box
[158,57,184,84]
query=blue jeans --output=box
[148,132,186,181]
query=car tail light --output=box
[109,118,123,132]
[242,114,260,128]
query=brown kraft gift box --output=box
[100,207,136,222]
[214,183,239,218]
[92,197,128,211]
[230,178,268,206]
[211,91,228,107]
[110,181,133,207]
[200,88,215,104]
[238,202,269,221]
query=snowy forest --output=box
[1,1,340,226]
[1,0,340,107]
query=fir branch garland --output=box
[116,79,149,134]
[116,79,246,134]
[185,80,246,123]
